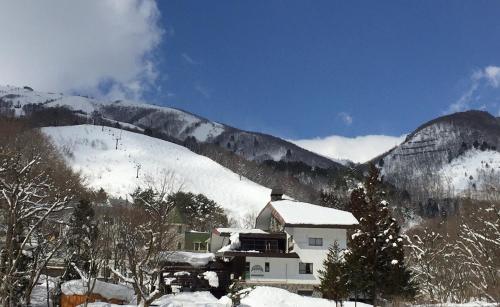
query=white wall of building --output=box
[246,256,317,285]
[285,227,347,281]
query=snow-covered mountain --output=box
[4,85,500,202]
[0,85,339,169]
[439,149,500,196]
[374,110,500,197]
[42,125,272,222]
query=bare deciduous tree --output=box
[0,121,86,306]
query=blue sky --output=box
[148,1,500,139]
[1,1,499,143]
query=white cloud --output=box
[483,66,500,88]
[447,65,500,113]
[447,82,479,113]
[338,112,353,125]
[291,134,406,163]
[0,0,163,100]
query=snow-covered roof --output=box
[269,200,358,226]
[61,279,134,302]
[161,251,215,267]
[214,228,268,235]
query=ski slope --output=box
[439,149,500,194]
[42,125,270,222]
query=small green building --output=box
[167,205,211,252]
[183,230,210,252]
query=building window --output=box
[177,242,182,250]
[308,237,323,246]
[265,262,270,272]
[177,225,183,234]
[299,262,313,274]
[193,242,201,251]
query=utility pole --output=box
[135,163,141,178]
[114,130,122,150]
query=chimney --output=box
[270,187,284,201]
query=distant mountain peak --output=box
[375,109,500,199]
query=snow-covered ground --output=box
[42,125,271,222]
[30,275,56,307]
[240,286,372,307]
[439,149,500,194]
[84,286,372,307]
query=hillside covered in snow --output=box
[374,110,500,199]
[42,125,271,222]
[439,149,500,196]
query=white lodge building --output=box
[211,189,359,296]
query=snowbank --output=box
[202,271,219,288]
[86,292,230,306]
[240,286,372,307]
[61,279,134,302]
[30,275,56,307]
[161,251,215,267]
[218,232,241,252]
[153,291,229,307]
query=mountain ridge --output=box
[370,110,500,199]
[0,85,341,170]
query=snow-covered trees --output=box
[407,228,458,302]
[58,199,111,307]
[318,164,417,305]
[407,200,499,303]
[111,207,168,307]
[343,164,416,304]
[0,122,83,305]
[458,203,499,301]
[108,172,183,307]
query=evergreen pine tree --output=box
[318,241,349,304]
[344,164,417,304]
[168,191,228,231]
[62,199,98,280]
